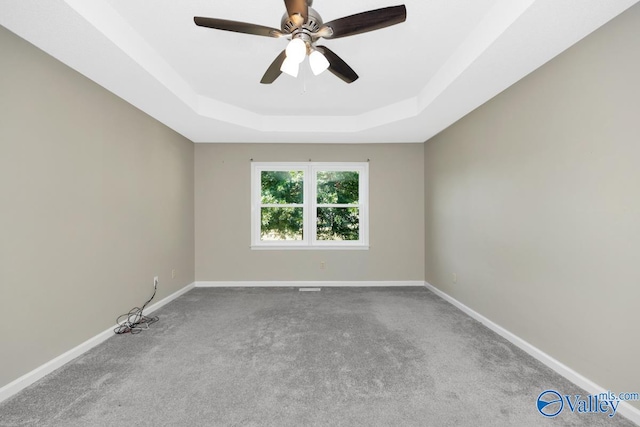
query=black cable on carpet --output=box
[114,280,159,334]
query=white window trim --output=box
[251,162,369,250]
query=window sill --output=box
[250,245,370,251]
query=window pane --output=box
[316,171,359,204]
[316,207,359,241]
[261,171,304,204]
[261,207,303,241]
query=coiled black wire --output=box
[114,282,159,334]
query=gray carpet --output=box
[0,287,636,426]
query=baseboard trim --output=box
[195,280,425,288]
[424,282,640,425]
[0,281,195,405]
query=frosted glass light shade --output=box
[309,50,330,75]
[285,38,307,64]
[280,57,300,77]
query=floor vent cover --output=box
[299,288,322,292]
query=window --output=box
[251,162,369,249]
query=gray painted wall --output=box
[0,26,195,388]
[195,143,424,282]
[424,4,640,410]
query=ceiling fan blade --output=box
[315,46,359,84]
[260,50,288,84]
[194,17,283,38]
[320,5,406,39]
[284,0,308,24]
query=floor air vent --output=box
[299,288,321,292]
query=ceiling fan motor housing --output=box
[281,7,323,35]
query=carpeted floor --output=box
[0,287,636,426]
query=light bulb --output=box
[280,56,299,78]
[285,38,307,64]
[309,50,330,75]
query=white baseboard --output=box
[424,282,640,425]
[196,280,425,288]
[0,281,195,405]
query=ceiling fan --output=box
[194,0,407,84]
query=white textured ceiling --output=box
[1,0,638,143]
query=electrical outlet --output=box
[452,273,457,284]
[154,276,159,287]
[320,261,326,270]
[171,269,176,279]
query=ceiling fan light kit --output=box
[309,50,330,75]
[280,56,300,78]
[194,0,407,84]
[285,38,307,64]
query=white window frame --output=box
[251,162,369,250]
